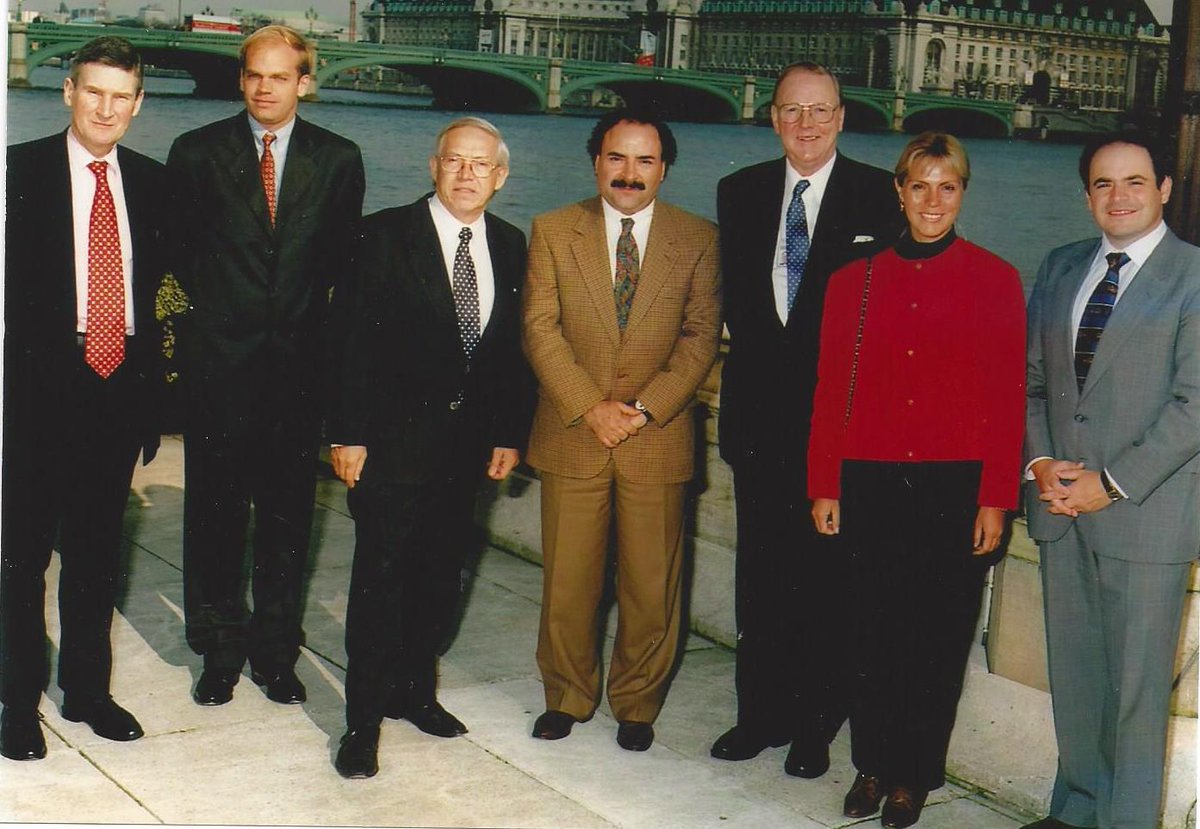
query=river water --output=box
[8,68,1099,287]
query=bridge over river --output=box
[9,22,1022,133]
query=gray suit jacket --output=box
[1024,228,1200,563]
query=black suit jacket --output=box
[717,153,902,466]
[327,198,534,485]
[4,131,166,461]
[166,112,365,427]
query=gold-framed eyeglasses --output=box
[439,155,501,177]
[774,102,840,124]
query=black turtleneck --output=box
[894,228,957,261]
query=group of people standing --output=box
[2,26,1196,829]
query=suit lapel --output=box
[570,198,622,348]
[479,213,515,347]
[404,201,459,332]
[1054,243,1097,404]
[625,203,680,334]
[1081,236,1175,398]
[212,113,274,238]
[752,160,787,331]
[48,132,78,331]
[276,117,316,232]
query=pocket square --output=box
[852,235,875,243]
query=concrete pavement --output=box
[0,435,1193,828]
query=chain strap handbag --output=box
[843,256,873,427]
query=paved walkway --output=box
[0,436,1192,828]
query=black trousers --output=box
[181,366,319,675]
[731,456,851,746]
[0,357,142,709]
[840,460,989,791]
[342,434,481,730]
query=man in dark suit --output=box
[712,62,903,776]
[167,24,365,707]
[1,36,165,761]
[327,118,532,778]
[1022,135,1199,829]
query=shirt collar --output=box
[1099,221,1167,270]
[66,128,119,169]
[600,196,655,229]
[428,192,487,234]
[247,113,296,144]
[784,151,836,192]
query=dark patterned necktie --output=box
[261,132,277,225]
[1074,251,1129,391]
[785,179,811,314]
[453,226,481,359]
[85,160,125,378]
[614,217,640,330]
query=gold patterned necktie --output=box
[85,160,125,378]
[614,217,640,330]
[261,132,277,225]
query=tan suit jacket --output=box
[523,196,722,484]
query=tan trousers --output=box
[536,463,686,724]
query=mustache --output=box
[610,178,646,191]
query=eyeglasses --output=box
[438,155,501,177]
[774,102,840,124]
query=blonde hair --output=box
[240,25,314,77]
[894,131,970,189]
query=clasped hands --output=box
[583,400,648,449]
[1030,458,1112,517]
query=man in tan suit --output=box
[522,109,721,752]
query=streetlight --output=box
[305,5,317,34]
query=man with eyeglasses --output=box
[711,61,903,778]
[327,117,533,778]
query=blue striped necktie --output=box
[1074,251,1129,391]
[785,179,811,316]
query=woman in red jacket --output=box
[808,131,1026,829]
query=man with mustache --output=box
[522,109,721,751]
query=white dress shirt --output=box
[1069,221,1168,347]
[601,197,655,282]
[771,153,836,324]
[68,129,135,335]
[248,114,296,204]
[428,194,495,329]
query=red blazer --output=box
[807,238,1026,509]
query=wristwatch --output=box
[1100,469,1124,502]
[633,399,654,422]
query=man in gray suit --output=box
[1023,133,1200,829]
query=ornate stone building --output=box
[693,0,1169,111]
[360,0,1169,110]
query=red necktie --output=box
[85,160,125,378]
[261,132,277,225]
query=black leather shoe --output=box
[843,772,886,818]
[616,721,654,751]
[709,725,789,761]
[881,786,928,829]
[61,697,144,742]
[784,739,830,778]
[193,669,239,705]
[1020,819,1088,829]
[250,668,306,704]
[0,708,47,760]
[334,727,380,779]
[531,710,577,740]
[403,701,467,738]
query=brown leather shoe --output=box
[881,786,928,829]
[843,772,886,818]
[531,710,577,740]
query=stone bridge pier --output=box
[9,23,32,88]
